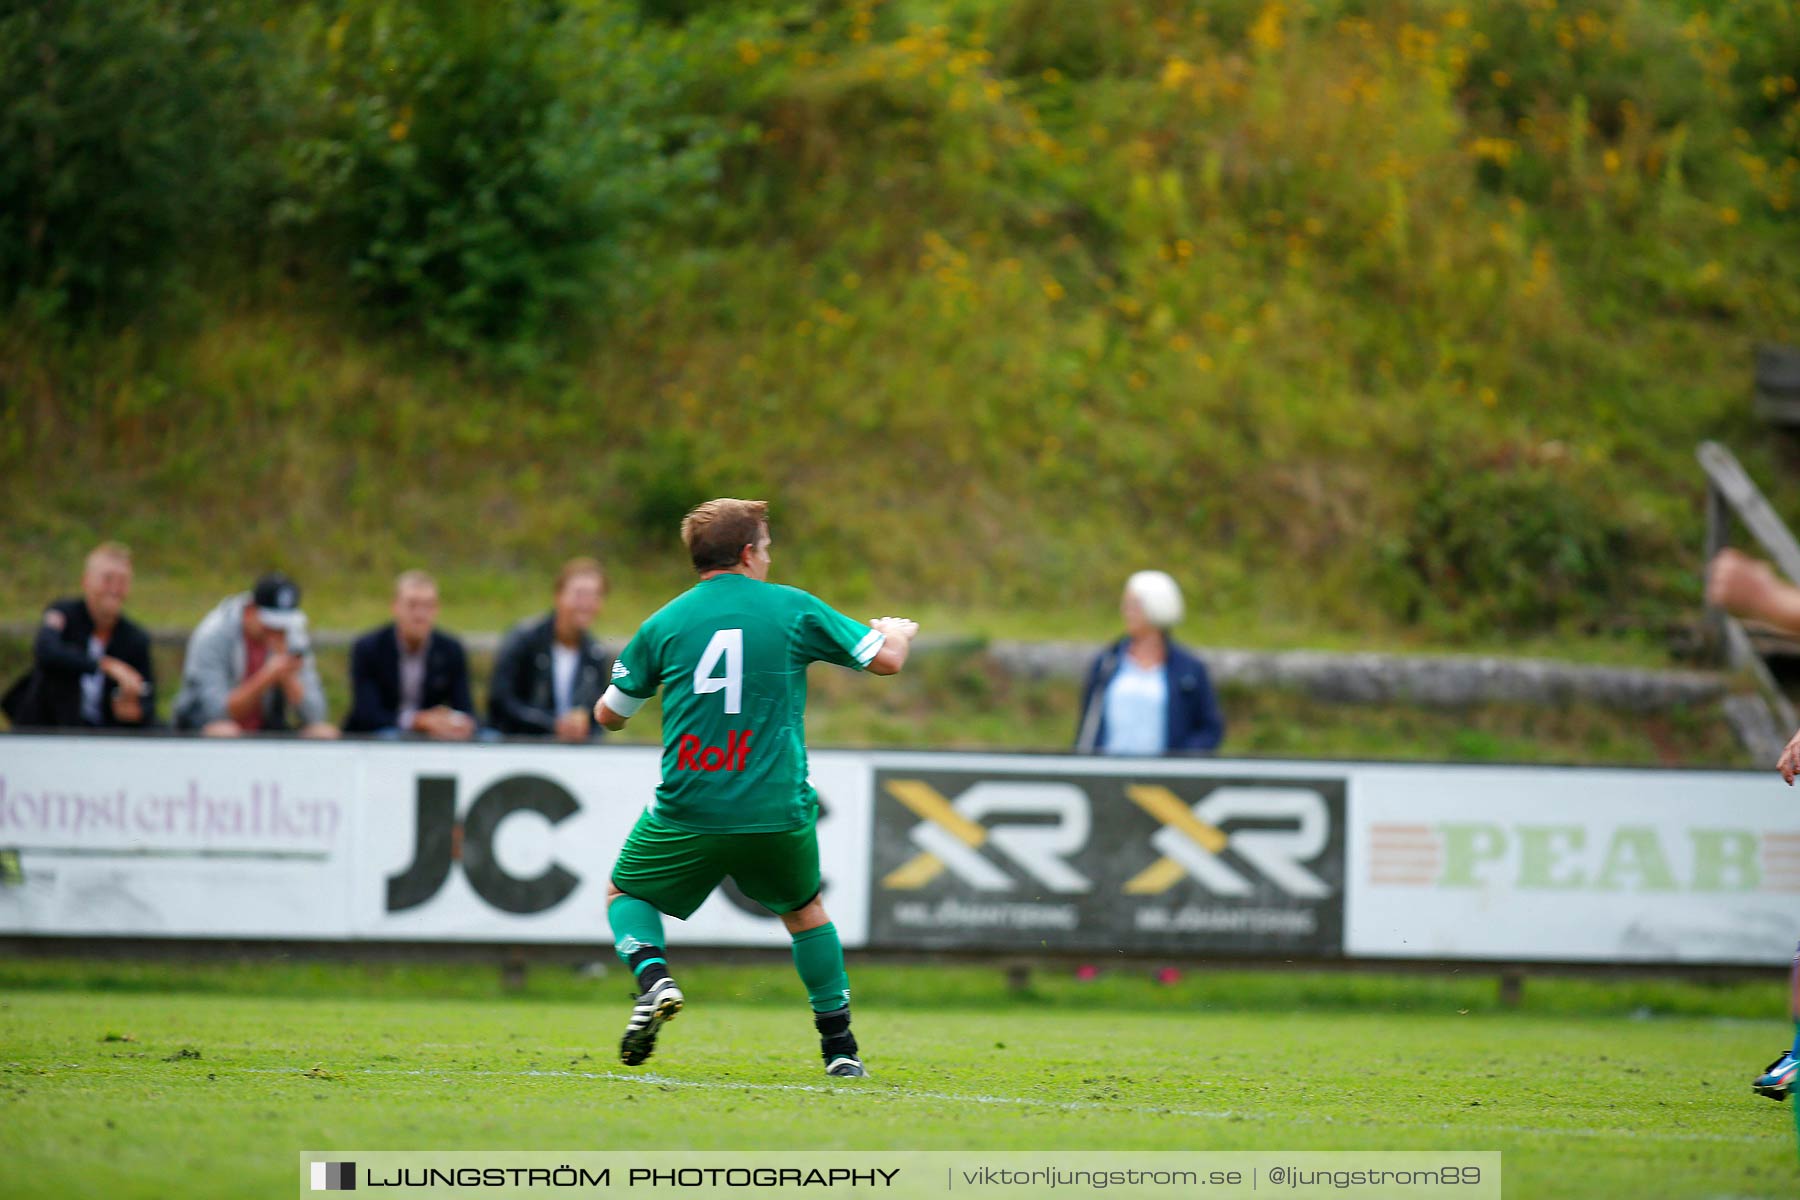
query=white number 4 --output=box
[694,628,743,714]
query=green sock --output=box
[790,922,850,1013]
[608,894,667,978]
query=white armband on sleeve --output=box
[601,684,646,718]
[852,628,886,668]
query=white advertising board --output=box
[1344,763,1800,964]
[0,736,872,948]
[354,742,872,948]
[0,737,358,936]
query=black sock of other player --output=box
[627,945,671,991]
[814,1005,857,1061]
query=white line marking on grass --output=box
[238,1067,1773,1146]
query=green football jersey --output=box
[608,573,884,833]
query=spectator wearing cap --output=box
[1,542,156,729]
[172,573,339,738]
[489,557,613,741]
[344,570,477,739]
[1075,570,1224,756]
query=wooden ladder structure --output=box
[1698,440,1800,762]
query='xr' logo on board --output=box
[1124,785,1332,898]
[881,779,1092,893]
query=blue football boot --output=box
[1752,1050,1798,1101]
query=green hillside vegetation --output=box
[4,0,1800,660]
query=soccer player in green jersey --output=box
[594,498,917,1077]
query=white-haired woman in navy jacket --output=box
[1075,570,1224,755]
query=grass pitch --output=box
[1,963,1796,1199]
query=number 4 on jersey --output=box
[693,628,743,714]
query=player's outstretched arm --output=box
[865,617,919,676]
[1710,548,1800,632]
[1779,725,1800,785]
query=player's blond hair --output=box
[682,499,769,574]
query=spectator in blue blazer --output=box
[344,570,476,739]
[1075,570,1224,756]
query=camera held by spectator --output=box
[172,572,339,739]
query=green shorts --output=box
[610,809,821,921]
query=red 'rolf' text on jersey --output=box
[676,730,754,772]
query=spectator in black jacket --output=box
[2,542,156,729]
[489,557,612,741]
[344,570,477,739]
